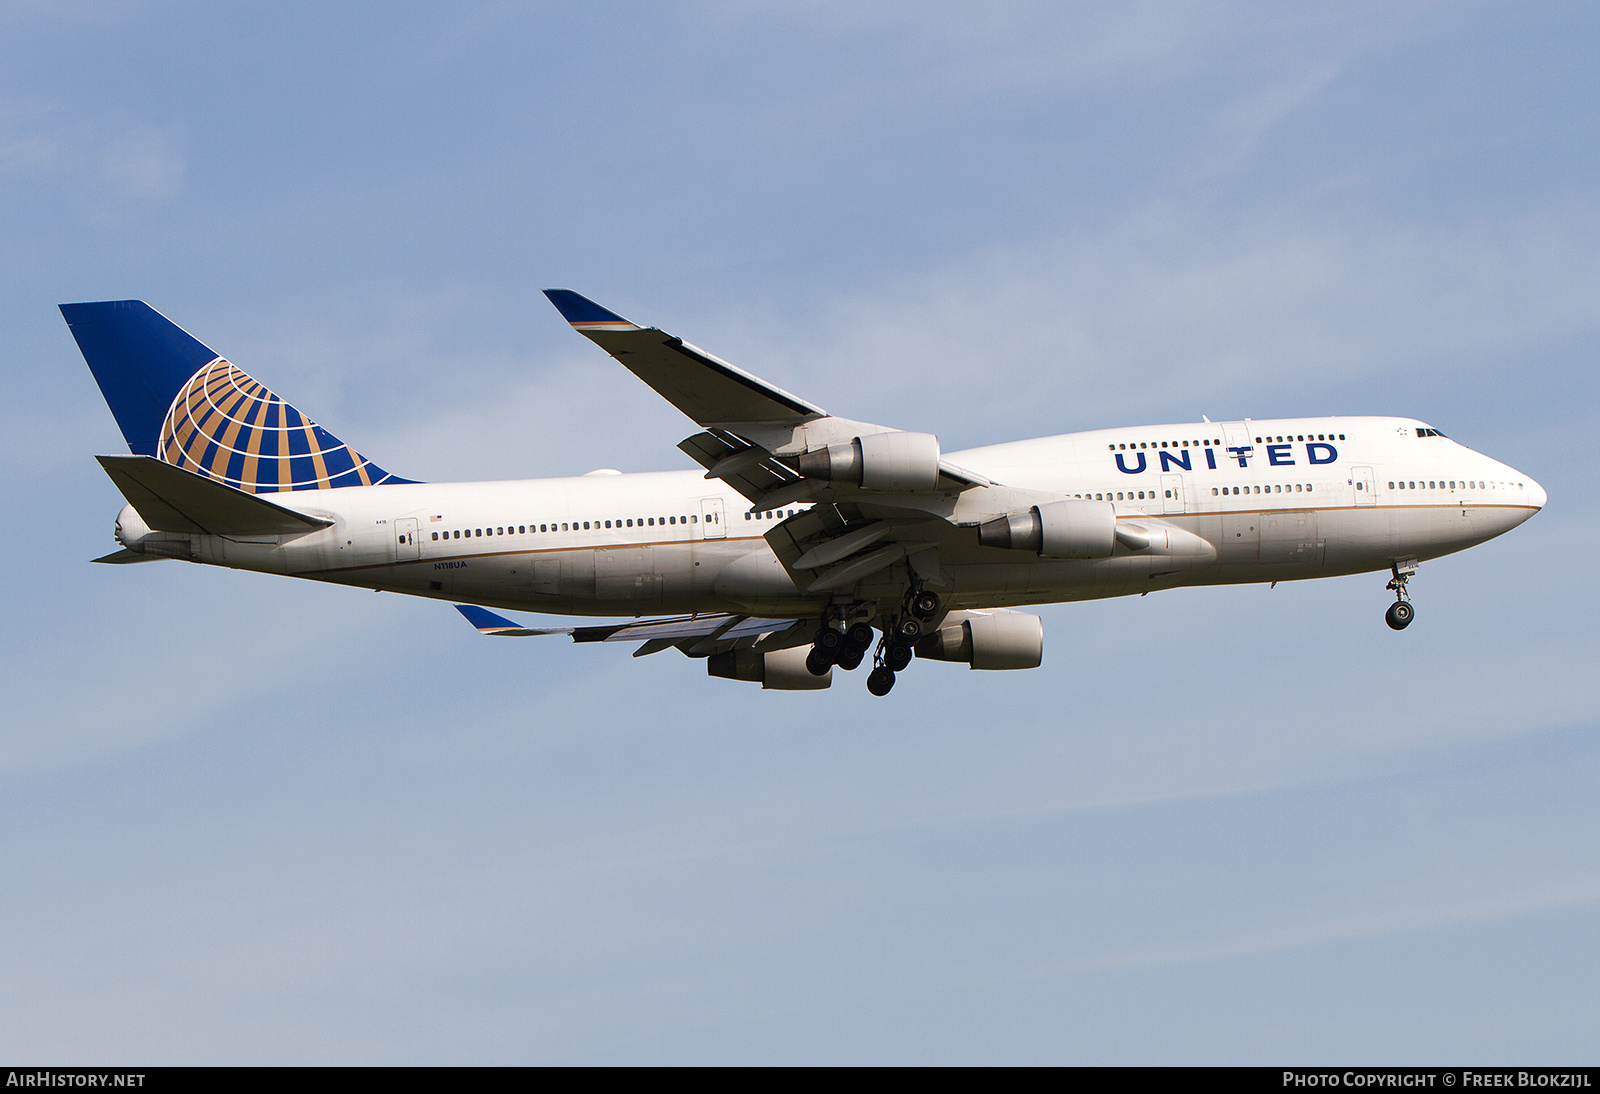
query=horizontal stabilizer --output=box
[543,289,826,427]
[92,549,163,564]
[97,454,333,536]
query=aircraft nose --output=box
[1527,476,1548,510]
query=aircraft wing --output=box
[545,290,1066,596]
[543,290,826,428]
[454,604,805,658]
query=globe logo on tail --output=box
[158,357,396,492]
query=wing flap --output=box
[97,455,333,536]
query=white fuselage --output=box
[141,416,1544,618]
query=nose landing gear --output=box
[1385,560,1417,630]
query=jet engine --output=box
[796,431,941,493]
[707,645,832,689]
[914,609,1043,670]
[977,499,1116,559]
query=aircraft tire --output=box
[867,667,896,696]
[1385,601,1414,630]
[835,647,865,672]
[912,591,941,619]
[806,648,833,676]
[885,643,913,672]
[846,622,876,649]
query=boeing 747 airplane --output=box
[65,293,1545,696]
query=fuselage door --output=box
[700,497,727,539]
[1352,465,1376,506]
[1161,473,1185,515]
[395,517,421,561]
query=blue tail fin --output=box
[61,300,411,492]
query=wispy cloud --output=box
[0,98,184,204]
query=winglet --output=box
[453,604,569,637]
[543,290,642,332]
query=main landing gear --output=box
[1385,560,1417,631]
[806,618,876,677]
[804,587,945,696]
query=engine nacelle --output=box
[796,431,941,493]
[977,499,1116,559]
[914,609,1043,670]
[707,645,831,690]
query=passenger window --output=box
[1211,488,1218,496]
[431,532,438,540]
[691,515,698,522]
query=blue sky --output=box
[2,1,1597,1063]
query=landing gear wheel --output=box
[895,616,923,642]
[846,622,876,650]
[885,643,913,672]
[806,648,833,676]
[1384,560,1417,632]
[1385,600,1414,631]
[911,591,941,619]
[835,647,865,672]
[867,667,896,696]
[815,627,844,655]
